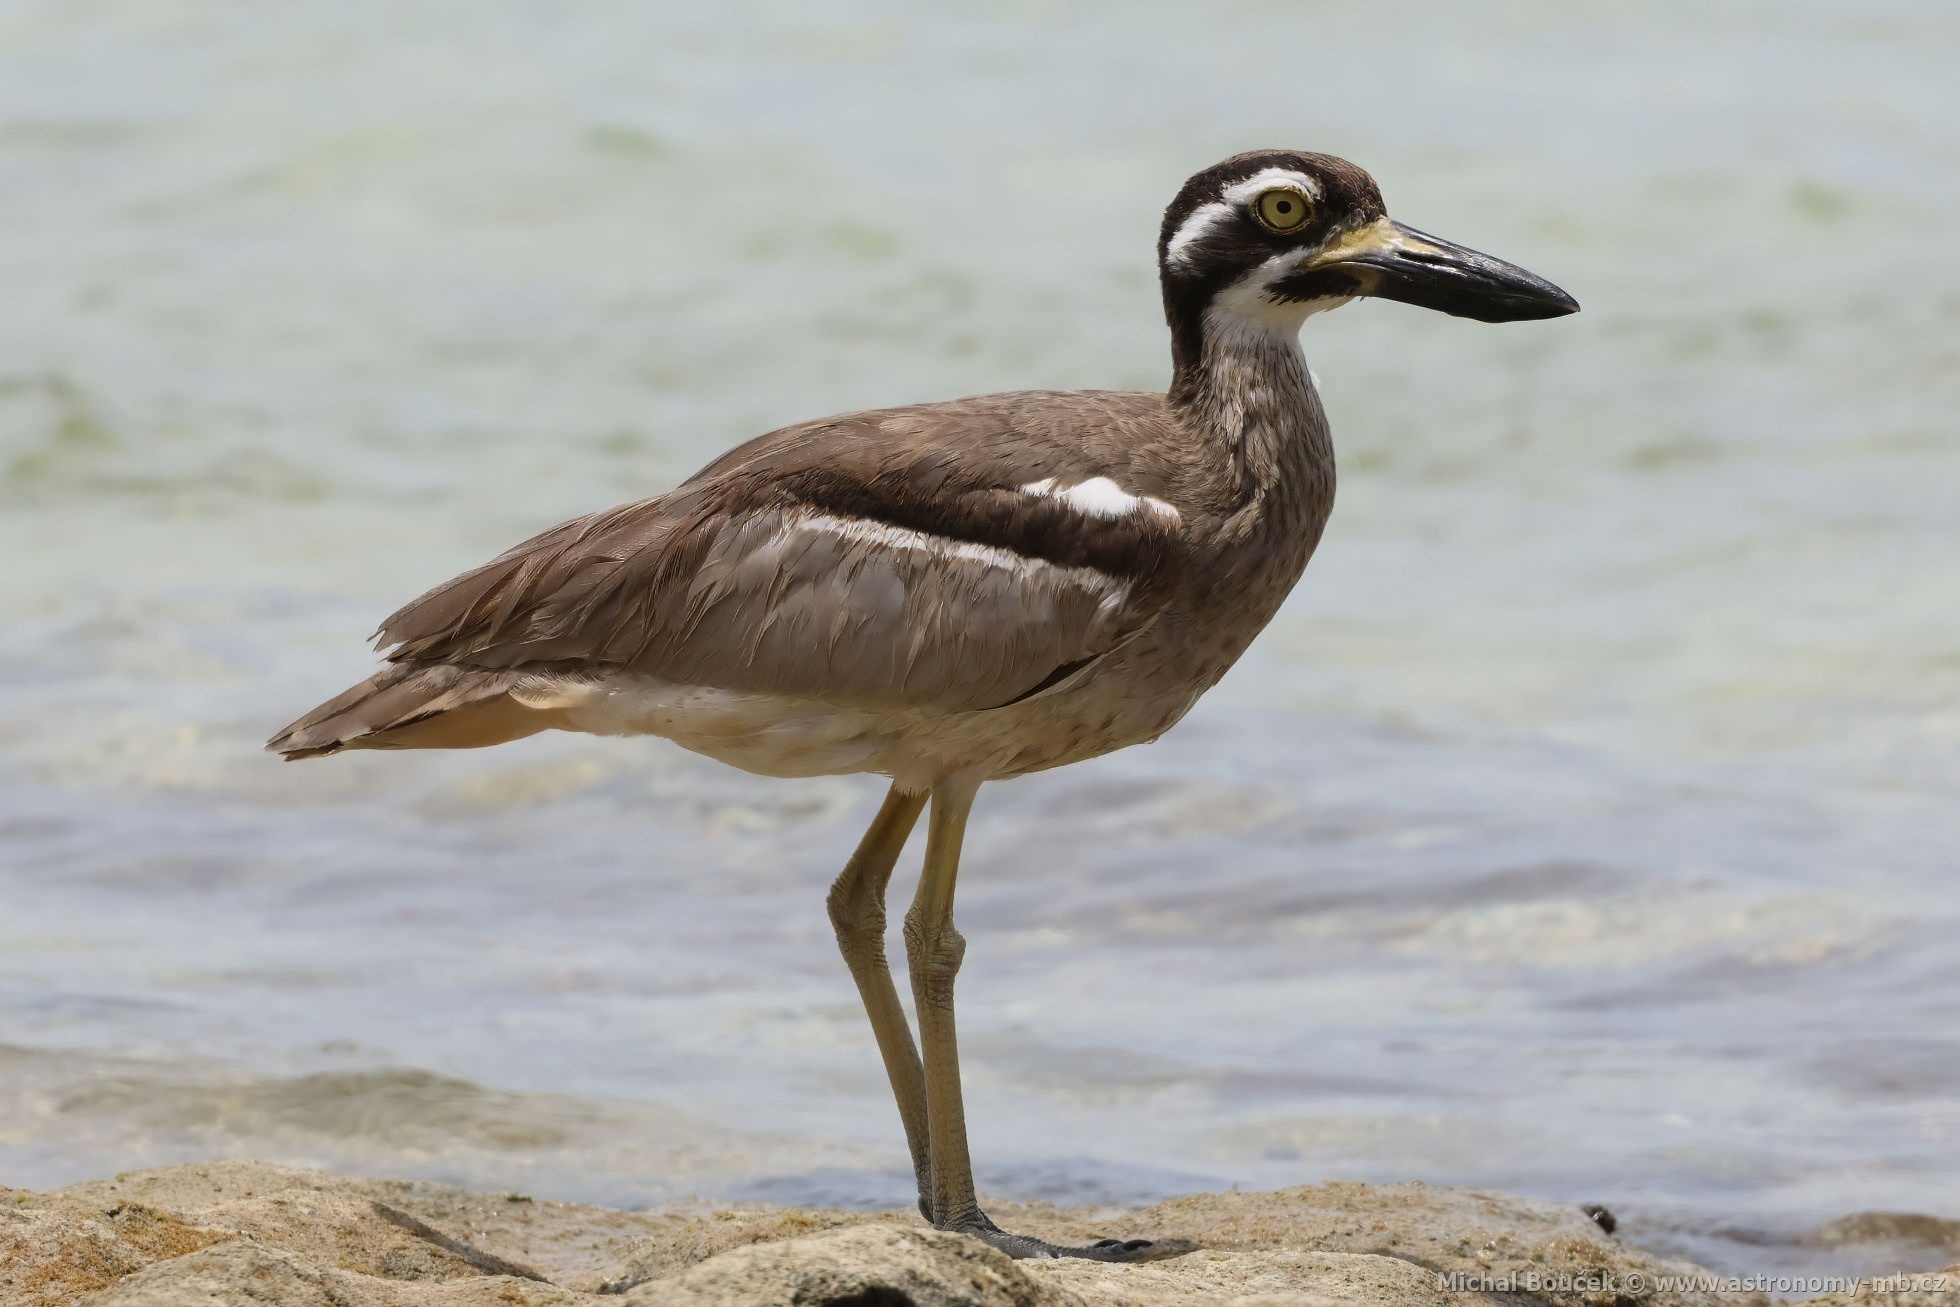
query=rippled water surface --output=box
[3,0,1957,1284]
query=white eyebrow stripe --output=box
[1164,167,1322,267]
[1021,476,1180,521]
[1218,167,1321,206]
[1164,201,1233,266]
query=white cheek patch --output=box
[1215,254,1312,312]
[1199,247,1354,336]
[1021,476,1180,522]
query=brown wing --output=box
[374,394,1186,713]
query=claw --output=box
[946,1220,1193,1263]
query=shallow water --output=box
[2,0,1957,1285]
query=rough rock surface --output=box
[0,1160,1949,1306]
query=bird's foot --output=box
[940,1211,1193,1262]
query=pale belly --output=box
[508,652,1210,794]
[501,553,1291,791]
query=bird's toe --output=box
[947,1220,1194,1262]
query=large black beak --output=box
[1283,218,1579,323]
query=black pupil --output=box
[1276,200,1292,213]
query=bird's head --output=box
[1158,150,1577,367]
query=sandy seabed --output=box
[4,1160,1956,1306]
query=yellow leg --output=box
[826,784,931,1214]
[902,772,994,1231]
[884,775,1189,1262]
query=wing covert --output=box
[375,403,1186,712]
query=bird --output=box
[268,149,1577,1261]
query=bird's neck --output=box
[1169,306,1334,510]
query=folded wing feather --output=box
[365,402,1183,718]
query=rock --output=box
[84,1239,580,1306]
[625,1224,1070,1307]
[1034,1244,1445,1307]
[0,1188,227,1304]
[0,1159,1931,1306]
[1806,1266,1960,1307]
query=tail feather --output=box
[267,663,542,759]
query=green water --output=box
[2,0,1956,1284]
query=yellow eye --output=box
[1253,188,1313,234]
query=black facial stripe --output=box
[1266,267,1363,304]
